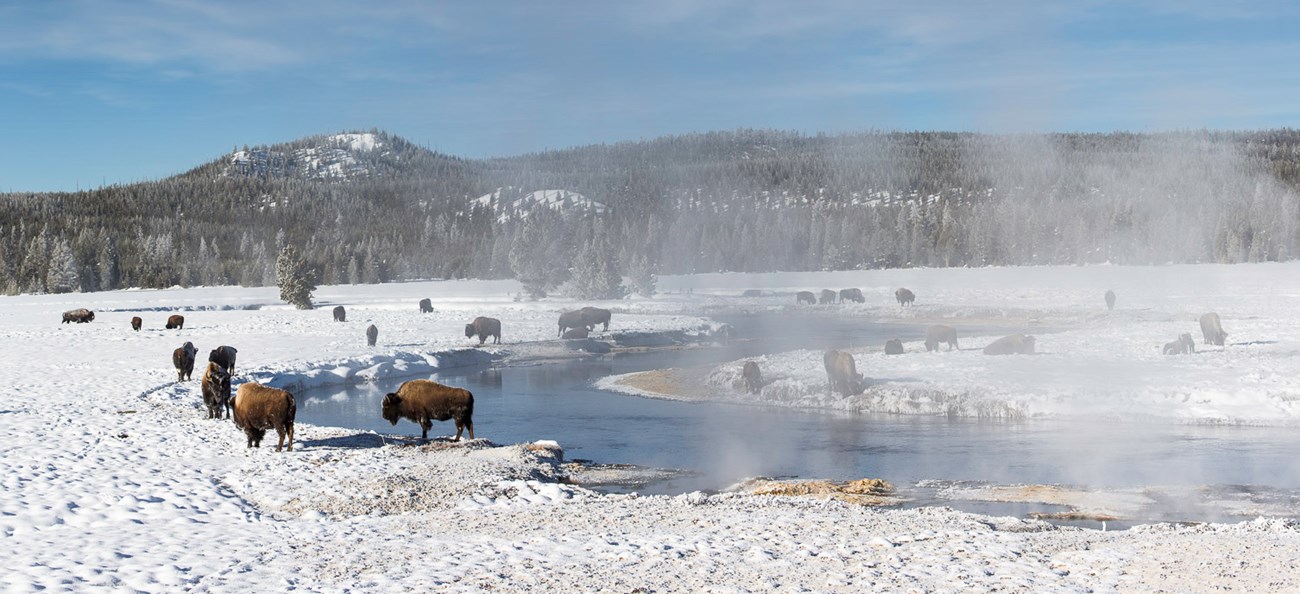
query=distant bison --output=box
[419,298,433,313]
[232,382,296,452]
[1163,333,1196,355]
[895,288,915,307]
[742,361,763,394]
[819,289,837,304]
[580,307,612,332]
[201,361,232,420]
[465,316,501,345]
[796,291,817,305]
[562,327,590,339]
[924,325,959,352]
[165,314,185,330]
[839,288,865,304]
[1199,313,1227,346]
[823,349,863,395]
[366,324,378,346]
[558,310,587,337]
[209,346,238,375]
[173,341,198,381]
[1105,289,1116,311]
[884,339,904,355]
[62,308,94,324]
[741,289,765,297]
[130,316,142,331]
[332,305,346,322]
[382,379,474,441]
[982,334,1036,355]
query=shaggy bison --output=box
[580,307,612,332]
[839,288,865,304]
[796,291,817,305]
[741,361,763,394]
[366,324,378,346]
[419,298,433,313]
[819,289,837,304]
[562,327,590,339]
[895,288,915,307]
[884,339,904,355]
[201,362,232,419]
[332,305,346,322]
[982,334,1036,355]
[1105,289,1116,311]
[1199,313,1227,346]
[130,316,142,331]
[173,341,198,381]
[924,325,959,352]
[62,308,94,324]
[232,383,296,451]
[165,314,184,330]
[1163,333,1196,355]
[465,316,501,345]
[823,350,863,395]
[381,379,475,441]
[558,310,587,337]
[209,346,238,375]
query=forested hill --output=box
[4,128,1300,296]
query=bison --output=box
[419,298,434,313]
[823,349,863,395]
[580,307,612,332]
[982,334,1036,355]
[818,289,837,304]
[173,341,198,381]
[366,324,378,346]
[839,288,865,304]
[884,339,904,355]
[1105,289,1116,311]
[741,289,765,297]
[130,316,142,331]
[895,288,915,307]
[558,310,587,337]
[1199,313,1227,346]
[62,308,94,324]
[1163,333,1196,355]
[562,327,590,339]
[201,362,232,420]
[741,361,763,394]
[465,316,501,345]
[165,314,185,330]
[209,346,238,375]
[381,379,474,441]
[332,305,346,322]
[924,324,959,352]
[796,291,817,305]
[232,383,296,452]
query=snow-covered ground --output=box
[4,267,1300,592]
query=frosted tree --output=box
[568,226,624,299]
[276,244,316,309]
[509,211,570,299]
[626,252,657,297]
[45,239,80,294]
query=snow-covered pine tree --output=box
[276,244,316,309]
[568,226,624,299]
[45,239,80,294]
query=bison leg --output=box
[453,422,463,442]
[420,420,431,440]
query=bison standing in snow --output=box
[741,361,763,394]
[1163,333,1196,355]
[209,346,237,375]
[884,339,904,355]
[796,291,817,305]
[381,379,475,441]
[366,324,378,346]
[924,325,959,352]
[201,362,232,419]
[232,383,296,451]
[982,334,1036,355]
[165,314,184,330]
[839,288,865,304]
[332,305,346,322]
[465,316,501,345]
[1199,313,1227,346]
[419,298,433,313]
[895,288,915,307]
[62,308,94,324]
[823,350,863,395]
[1105,289,1116,311]
[130,316,142,331]
[819,289,837,304]
[558,310,587,337]
[173,341,198,381]
[580,307,612,332]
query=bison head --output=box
[381,393,401,425]
[464,324,476,338]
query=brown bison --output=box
[823,350,863,395]
[366,324,378,346]
[839,288,865,304]
[1163,333,1196,355]
[796,291,817,305]
[895,288,915,307]
[130,316,142,331]
[924,325,959,352]
[562,327,590,339]
[332,305,346,322]
[381,379,474,441]
[209,346,238,375]
[884,339,904,355]
[465,316,501,345]
[201,362,232,420]
[173,341,198,381]
[580,307,612,332]
[62,308,94,324]
[742,361,763,394]
[165,314,185,330]
[818,289,837,304]
[982,334,1036,355]
[1105,289,1116,311]
[419,298,434,313]
[558,310,587,337]
[232,383,296,452]
[1199,313,1227,346]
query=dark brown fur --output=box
[201,362,232,419]
[232,383,296,451]
[464,316,501,345]
[1105,289,1116,311]
[131,316,142,331]
[173,341,197,381]
[580,307,612,332]
[818,289,837,304]
[209,346,237,374]
[741,361,763,394]
[796,291,817,305]
[558,310,587,337]
[62,308,94,324]
[165,314,185,330]
[839,288,865,304]
[419,298,433,313]
[332,305,346,322]
[366,324,378,346]
[381,379,474,441]
[1199,313,1227,346]
[823,350,863,395]
[1163,333,1196,355]
[895,288,915,306]
[561,327,589,339]
[884,339,904,355]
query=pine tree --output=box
[45,239,80,294]
[509,211,570,298]
[276,244,316,309]
[568,226,624,299]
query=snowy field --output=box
[3,266,1300,592]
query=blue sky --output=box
[2,0,1300,192]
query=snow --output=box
[473,187,609,221]
[3,265,1300,592]
[332,132,379,153]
